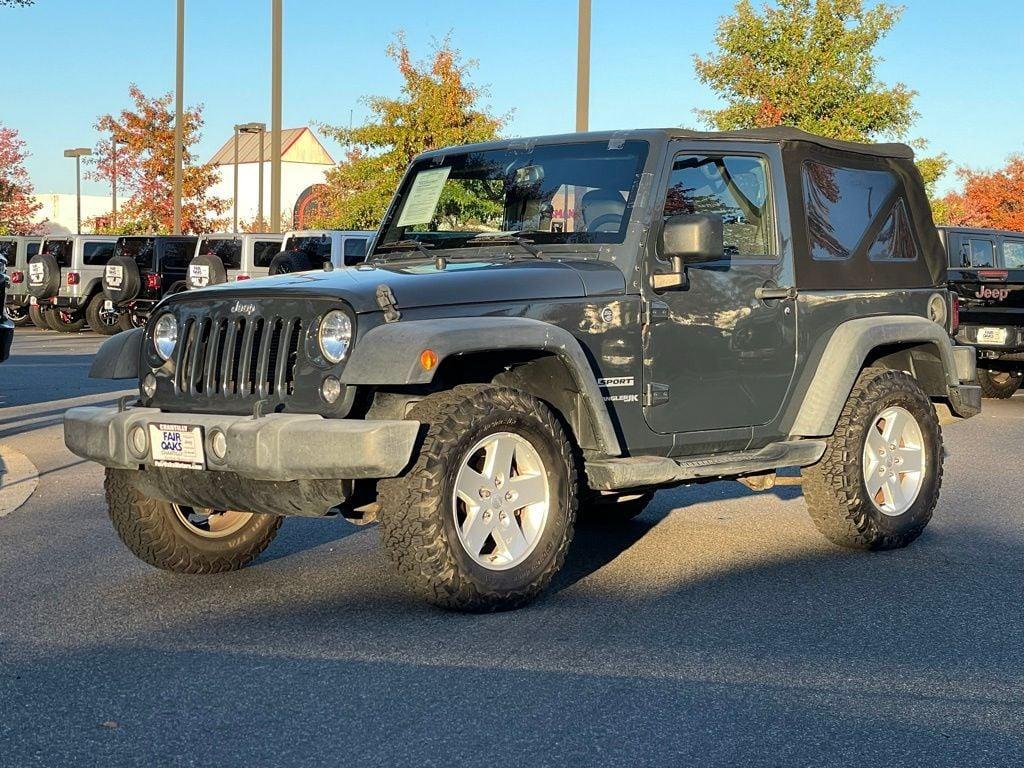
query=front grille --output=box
[175,314,304,399]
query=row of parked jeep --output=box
[0,228,373,335]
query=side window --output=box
[253,240,281,268]
[1003,239,1024,269]
[867,199,918,261]
[803,161,899,260]
[663,154,774,257]
[83,241,115,265]
[343,237,368,265]
[962,238,995,268]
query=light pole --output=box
[236,122,266,232]
[576,0,591,132]
[270,0,283,233]
[63,148,92,234]
[173,0,185,234]
[111,134,119,230]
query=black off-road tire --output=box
[268,251,313,275]
[45,307,86,333]
[117,310,145,331]
[85,293,120,336]
[580,490,656,524]
[801,367,942,551]
[976,367,1021,399]
[377,384,578,612]
[28,304,51,329]
[104,468,284,574]
[8,304,31,327]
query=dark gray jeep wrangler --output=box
[65,128,980,611]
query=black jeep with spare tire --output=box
[102,235,198,330]
[941,225,1024,398]
[66,128,980,612]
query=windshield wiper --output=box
[464,232,544,258]
[375,239,435,257]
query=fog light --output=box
[142,373,157,398]
[129,425,147,457]
[321,376,342,404]
[210,430,227,461]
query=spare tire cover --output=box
[26,253,61,300]
[187,254,228,289]
[268,251,314,275]
[103,255,142,304]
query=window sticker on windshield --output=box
[396,166,452,227]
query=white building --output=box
[208,126,335,230]
[32,193,114,235]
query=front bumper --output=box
[64,406,420,482]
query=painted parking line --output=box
[0,444,39,518]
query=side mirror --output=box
[652,214,724,290]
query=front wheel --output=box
[977,367,1021,399]
[378,385,578,612]
[105,469,283,573]
[801,367,942,551]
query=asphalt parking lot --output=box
[1,327,1022,767]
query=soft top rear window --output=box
[198,238,243,269]
[115,237,156,269]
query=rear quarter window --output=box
[160,241,194,272]
[253,240,282,268]
[83,241,115,266]
[1003,239,1024,268]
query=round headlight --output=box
[318,310,352,363]
[152,313,178,361]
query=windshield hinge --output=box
[644,382,670,407]
[375,284,401,323]
[643,300,669,327]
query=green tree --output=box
[694,0,945,197]
[316,34,505,230]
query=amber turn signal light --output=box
[420,349,438,371]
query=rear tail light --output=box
[67,271,81,285]
[10,270,23,284]
[143,272,160,291]
[235,273,251,281]
[951,294,960,335]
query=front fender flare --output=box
[341,317,622,456]
[89,327,143,380]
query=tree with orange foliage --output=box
[937,155,1024,232]
[315,34,505,230]
[87,84,228,234]
[0,123,41,235]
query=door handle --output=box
[755,285,798,301]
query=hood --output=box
[180,259,625,313]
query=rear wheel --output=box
[28,304,51,329]
[977,367,1021,399]
[378,385,577,611]
[8,304,31,327]
[105,468,283,573]
[85,293,120,335]
[45,307,86,333]
[117,310,145,331]
[801,368,942,550]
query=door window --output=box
[83,241,115,265]
[1003,240,1024,268]
[663,154,774,257]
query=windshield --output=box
[376,140,650,254]
[284,235,332,260]
[198,237,242,269]
[115,237,156,269]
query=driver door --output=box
[642,142,797,447]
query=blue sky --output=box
[3,0,1021,196]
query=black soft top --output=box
[419,127,915,161]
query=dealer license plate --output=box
[28,262,44,284]
[977,327,1007,345]
[149,423,206,469]
[105,264,124,288]
[189,264,210,287]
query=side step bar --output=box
[585,439,827,491]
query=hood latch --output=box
[375,284,401,323]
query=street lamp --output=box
[236,122,266,232]
[173,0,185,234]
[270,0,282,233]
[63,147,92,234]
[576,0,591,132]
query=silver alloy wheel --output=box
[861,405,926,516]
[172,504,253,538]
[451,431,550,570]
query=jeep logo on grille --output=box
[231,301,256,315]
